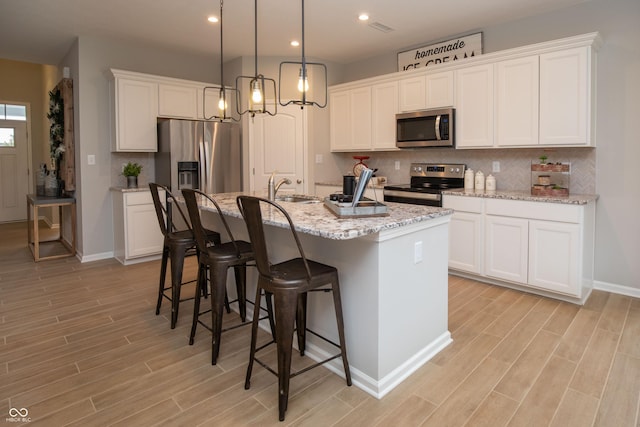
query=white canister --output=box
[475,170,485,191]
[486,174,496,191]
[464,169,475,190]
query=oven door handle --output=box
[383,190,441,201]
[435,115,441,140]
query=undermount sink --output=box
[275,195,321,204]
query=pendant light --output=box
[203,0,239,121]
[236,0,277,117]
[279,0,327,108]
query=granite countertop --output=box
[441,188,598,205]
[198,192,453,240]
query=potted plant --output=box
[122,162,142,188]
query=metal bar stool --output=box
[149,183,221,329]
[237,195,352,422]
[182,189,263,365]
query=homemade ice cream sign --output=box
[398,33,483,71]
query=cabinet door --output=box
[158,84,197,118]
[351,87,372,150]
[125,203,164,258]
[425,71,454,108]
[398,76,426,112]
[372,81,399,150]
[329,88,371,151]
[528,220,580,296]
[448,211,483,274]
[496,56,539,146]
[539,47,590,146]
[455,64,494,148]
[114,78,158,152]
[485,215,528,283]
[329,90,352,151]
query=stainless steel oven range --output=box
[383,163,466,207]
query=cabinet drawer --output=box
[485,198,581,223]
[125,191,154,206]
[443,195,483,213]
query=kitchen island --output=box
[197,193,453,399]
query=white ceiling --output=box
[1,0,588,66]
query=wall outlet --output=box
[492,161,500,173]
[414,241,423,263]
[395,161,401,170]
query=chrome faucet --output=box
[268,171,291,201]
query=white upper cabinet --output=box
[110,74,159,152]
[158,84,198,118]
[455,64,494,148]
[329,87,372,151]
[496,56,539,147]
[371,81,399,150]
[425,71,454,108]
[110,69,224,152]
[398,75,426,112]
[539,47,592,146]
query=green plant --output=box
[122,162,142,177]
[538,154,548,164]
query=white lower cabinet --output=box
[443,195,483,274]
[484,215,529,283]
[444,194,595,303]
[528,220,580,295]
[112,190,165,264]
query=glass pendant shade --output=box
[202,0,238,121]
[297,68,309,93]
[236,0,276,116]
[279,0,327,108]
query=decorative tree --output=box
[47,88,65,171]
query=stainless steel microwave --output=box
[396,107,455,148]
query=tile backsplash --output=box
[334,147,596,194]
[111,153,155,188]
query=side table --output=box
[27,194,77,261]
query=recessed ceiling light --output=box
[358,13,369,21]
[290,40,300,47]
[207,16,219,23]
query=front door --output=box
[249,104,306,196]
[0,119,30,222]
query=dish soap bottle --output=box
[475,170,485,191]
[464,168,475,190]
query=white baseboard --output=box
[593,280,640,299]
[80,251,115,263]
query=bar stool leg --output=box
[296,293,308,356]
[273,289,298,422]
[169,244,188,329]
[331,276,352,386]
[210,263,230,365]
[233,265,248,322]
[156,245,169,315]
[245,285,264,389]
[189,262,207,345]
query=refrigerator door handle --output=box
[199,137,206,193]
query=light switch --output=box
[315,154,323,164]
[395,161,401,170]
[87,154,95,165]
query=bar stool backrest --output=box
[182,189,240,256]
[236,195,313,281]
[149,182,191,237]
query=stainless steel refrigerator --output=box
[155,118,242,194]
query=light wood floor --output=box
[1,221,639,426]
